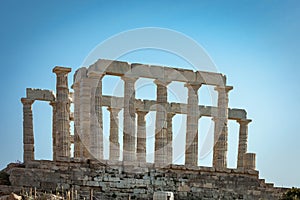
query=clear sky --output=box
[0,0,299,188]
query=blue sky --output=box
[0,0,299,187]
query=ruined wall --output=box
[7,160,285,200]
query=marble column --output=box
[86,73,104,160]
[185,83,201,166]
[213,86,233,168]
[108,107,121,161]
[53,67,72,160]
[122,76,137,161]
[79,72,104,160]
[79,77,93,158]
[154,80,170,166]
[49,101,57,161]
[167,112,175,165]
[21,98,35,162]
[71,82,82,158]
[136,111,148,162]
[237,119,252,168]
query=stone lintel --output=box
[26,88,55,102]
[101,95,247,120]
[92,59,226,86]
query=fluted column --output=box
[72,82,83,158]
[213,86,233,168]
[21,98,35,162]
[185,83,201,166]
[237,119,252,168]
[154,80,170,166]
[122,76,137,161]
[79,77,92,158]
[136,111,148,162]
[167,112,175,165]
[108,107,121,161]
[49,101,57,161]
[53,67,72,160]
[88,73,104,160]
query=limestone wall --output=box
[8,160,286,200]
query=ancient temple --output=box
[21,59,254,169]
[14,59,285,199]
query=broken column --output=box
[136,111,148,162]
[21,98,35,162]
[213,86,233,168]
[108,107,121,161]
[237,119,252,168]
[154,80,170,166]
[122,76,137,161]
[53,66,72,160]
[243,153,256,170]
[185,83,201,166]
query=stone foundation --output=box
[6,160,286,200]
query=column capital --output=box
[136,110,149,116]
[121,75,138,83]
[154,79,171,86]
[21,98,34,106]
[107,107,122,114]
[184,82,202,91]
[214,85,233,93]
[237,118,252,126]
[52,66,71,75]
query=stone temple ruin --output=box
[5,60,286,199]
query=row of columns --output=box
[21,66,254,170]
[103,80,251,169]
